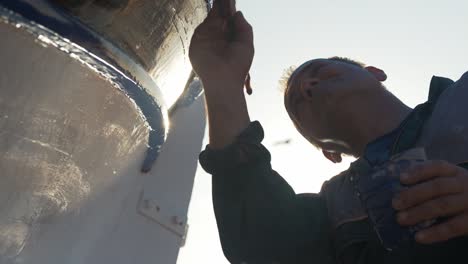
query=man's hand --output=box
[189,0,254,90]
[392,161,468,244]
[188,0,254,149]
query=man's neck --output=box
[348,92,412,156]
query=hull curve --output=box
[0,0,208,263]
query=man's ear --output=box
[365,66,387,82]
[322,150,343,164]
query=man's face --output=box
[285,58,383,156]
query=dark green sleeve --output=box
[199,121,334,264]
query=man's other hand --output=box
[189,0,254,91]
[392,161,468,244]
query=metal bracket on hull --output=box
[137,191,188,246]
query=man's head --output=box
[283,57,392,163]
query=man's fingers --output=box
[210,0,236,18]
[396,193,468,226]
[208,0,221,18]
[415,212,468,244]
[198,1,244,41]
[192,20,223,43]
[401,160,460,185]
[232,11,253,44]
[219,0,236,18]
[393,176,463,210]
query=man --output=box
[189,1,468,263]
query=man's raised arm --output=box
[189,1,333,263]
[189,0,252,149]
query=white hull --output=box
[0,1,207,263]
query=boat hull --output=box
[0,1,207,263]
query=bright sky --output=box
[178,0,468,263]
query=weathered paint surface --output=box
[0,0,208,263]
[0,2,169,171]
[2,0,210,106]
[53,0,210,106]
[0,20,149,261]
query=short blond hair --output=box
[280,57,365,93]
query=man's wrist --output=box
[202,78,245,93]
[203,86,246,109]
[201,81,251,149]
